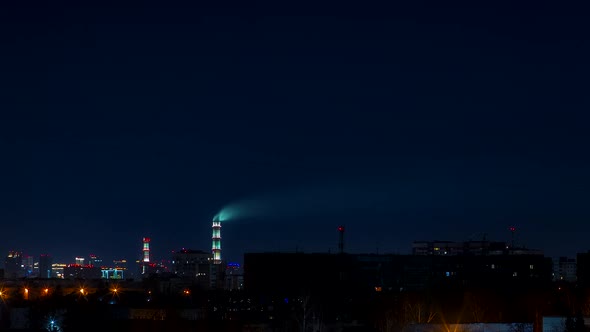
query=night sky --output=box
[1,1,590,265]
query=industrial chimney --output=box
[212,215,222,264]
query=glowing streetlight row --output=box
[0,286,189,299]
[0,286,88,298]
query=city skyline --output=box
[0,227,584,270]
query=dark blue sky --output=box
[1,1,589,265]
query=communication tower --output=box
[338,225,345,254]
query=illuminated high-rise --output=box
[89,254,102,267]
[23,255,34,277]
[212,216,221,264]
[39,254,53,278]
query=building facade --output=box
[577,251,590,287]
[63,264,102,279]
[553,256,576,282]
[4,251,24,279]
[171,249,215,289]
[412,240,542,256]
[38,254,53,278]
[244,252,553,295]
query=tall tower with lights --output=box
[142,237,151,274]
[508,226,516,249]
[338,225,345,254]
[212,216,222,264]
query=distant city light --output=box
[49,319,57,331]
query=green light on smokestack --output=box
[212,215,222,264]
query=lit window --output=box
[491,264,495,269]
[529,265,534,270]
[513,272,518,277]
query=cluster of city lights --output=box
[0,286,192,300]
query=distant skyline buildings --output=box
[89,254,102,266]
[1,236,590,291]
[171,249,214,289]
[1,251,136,279]
[0,228,588,289]
[4,251,23,279]
[1,217,577,269]
[0,232,587,272]
[0,237,163,270]
[38,254,52,278]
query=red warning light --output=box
[338,226,344,232]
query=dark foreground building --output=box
[244,252,553,328]
[577,251,590,287]
[244,252,553,295]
